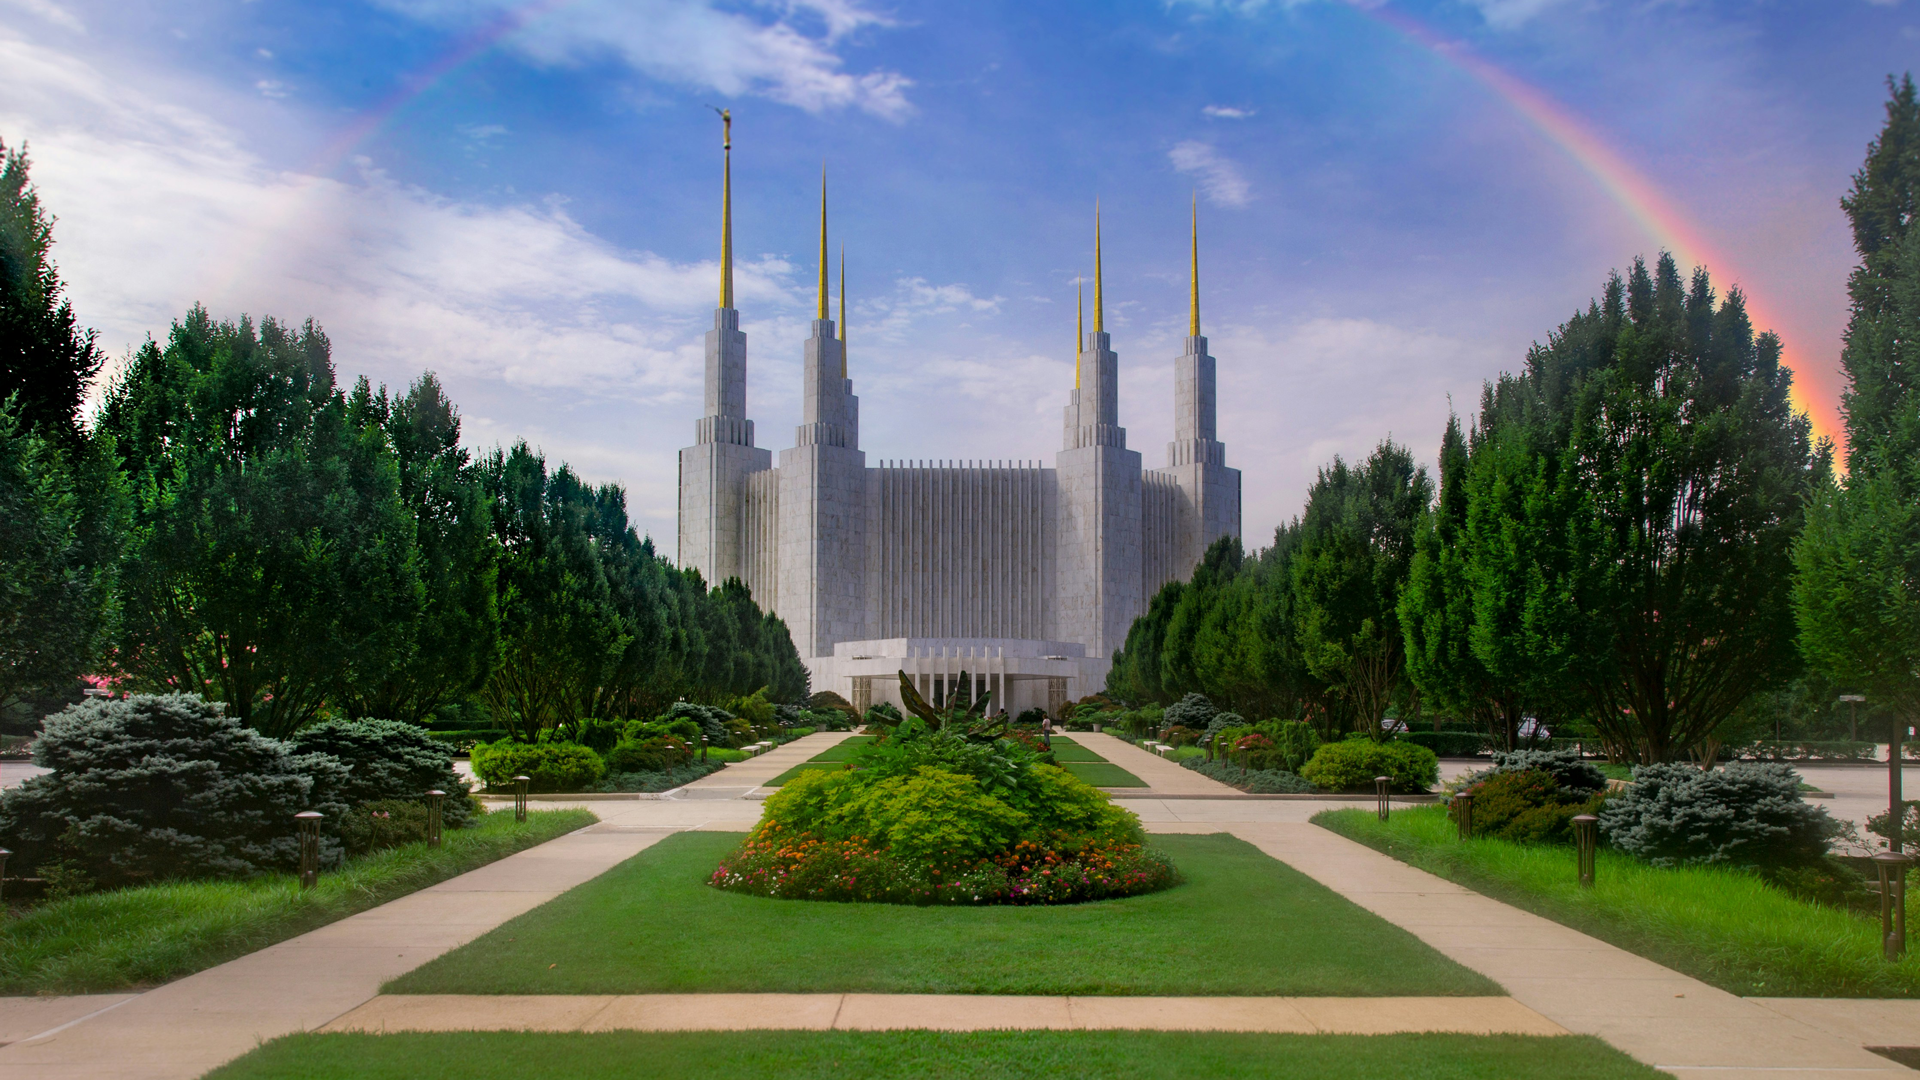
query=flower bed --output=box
[710,831,1177,905]
[708,714,1179,906]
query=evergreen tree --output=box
[1797,75,1920,728]
[0,140,102,448]
[1291,440,1432,740]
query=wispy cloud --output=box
[1169,140,1251,207]
[2,0,84,33]
[1459,0,1571,28]
[254,79,288,99]
[373,0,913,120]
[1202,104,1255,119]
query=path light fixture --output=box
[1572,814,1599,888]
[1875,850,1913,960]
[1454,793,1474,841]
[1375,776,1391,821]
[0,847,9,904]
[701,734,708,763]
[295,811,323,890]
[514,776,531,823]
[426,790,446,848]
[1841,694,1866,743]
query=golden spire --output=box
[1093,201,1104,334]
[718,109,733,309]
[838,246,847,377]
[1189,193,1200,338]
[817,166,829,321]
[1075,278,1083,389]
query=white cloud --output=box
[2,0,84,32]
[374,0,913,120]
[1460,0,1571,28]
[254,79,288,99]
[1168,140,1251,208]
[1202,105,1255,119]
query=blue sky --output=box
[2,0,1912,552]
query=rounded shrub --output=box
[1455,769,1605,844]
[469,740,606,792]
[1299,739,1439,792]
[1599,762,1837,868]
[291,717,473,828]
[603,735,693,774]
[0,694,350,884]
[336,798,431,855]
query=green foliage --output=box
[0,399,122,706]
[290,717,472,828]
[0,694,349,883]
[804,767,1028,863]
[1475,747,1607,793]
[335,798,431,856]
[594,760,727,793]
[0,807,594,994]
[1456,769,1605,845]
[469,740,606,792]
[1179,757,1319,793]
[0,139,103,450]
[1292,441,1432,740]
[1299,738,1439,792]
[603,735,693,774]
[1398,731,1488,756]
[1162,692,1218,731]
[1211,719,1319,772]
[1599,763,1837,868]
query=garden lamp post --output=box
[513,776,530,823]
[1454,793,1474,841]
[426,790,446,849]
[1841,694,1865,743]
[295,811,323,890]
[701,734,708,763]
[1572,814,1599,888]
[0,847,9,904]
[1875,850,1913,960]
[1375,776,1391,821]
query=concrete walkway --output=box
[674,730,856,799]
[0,819,699,1080]
[320,992,1565,1035]
[1190,820,1916,1080]
[1073,731,1245,795]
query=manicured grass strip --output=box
[204,1030,1664,1080]
[387,831,1498,997]
[764,735,875,787]
[1044,736,1103,762]
[1060,760,1147,787]
[1316,805,1920,998]
[0,808,596,995]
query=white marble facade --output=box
[676,171,1240,714]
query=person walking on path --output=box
[1040,714,1053,750]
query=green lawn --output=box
[0,808,596,994]
[1317,805,1920,997]
[766,735,1144,789]
[386,831,1496,997]
[205,1031,1661,1080]
[1060,761,1147,787]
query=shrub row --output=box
[1180,758,1319,794]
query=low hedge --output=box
[1398,731,1490,757]
[1181,757,1318,794]
[470,741,606,792]
[1300,739,1440,793]
[594,761,729,793]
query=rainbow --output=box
[1353,4,1839,448]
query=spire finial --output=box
[1075,278,1083,389]
[838,246,847,377]
[1189,193,1200,338]
[817,166,829,322]
[717,108,733,309]
[1093,201,1104,335]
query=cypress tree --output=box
[0,140,102,448]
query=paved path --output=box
[320,992,1564,1035]
[5,738,1916,1080]
[1183,819,1914,1080]
[1073,731,1245,795]
[674,731,856,799]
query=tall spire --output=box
[1189,194,1200,338]
[1075,278,1083,388]
[817,166,829,321]
[838,246,847,377]
[1093,201,1104,334]
[718,109,733,309]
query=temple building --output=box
[677,115,1241,715]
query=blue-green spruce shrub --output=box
[1599,762,1837,868]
